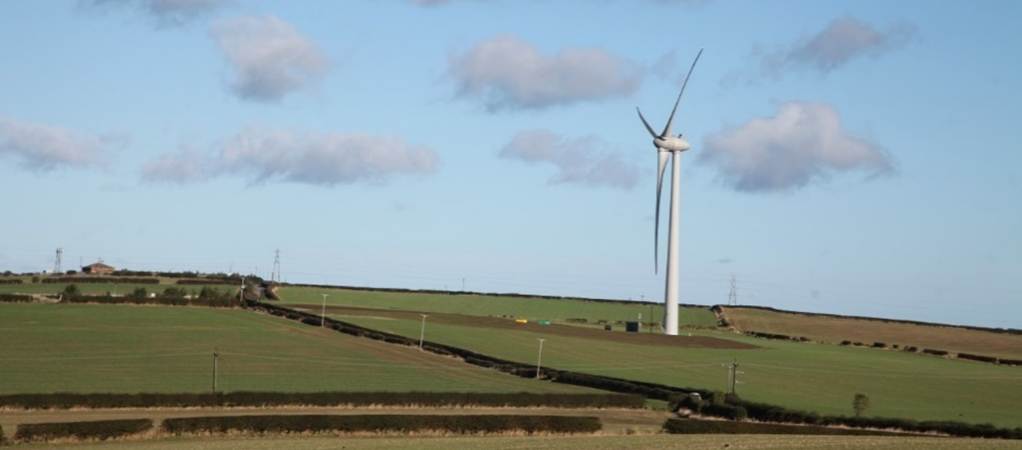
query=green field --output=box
[18,434,1022,450]
[277,285,718,327]
[0,303,594,395]
[320,310,1022,428]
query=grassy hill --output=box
[720,306,1022,360]
[277,285,718,328]
[307,306,1022,428]
[0,303,594,395]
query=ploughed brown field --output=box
[292,304,757,350]
[721,306,1022,360]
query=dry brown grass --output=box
[722,307,1022,360]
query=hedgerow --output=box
[0,294,33,303]
[662,418,901,436]
[13,419,152,443]
[42,277,159,284]
[161,414,600,435]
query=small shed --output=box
[82,262,115,275]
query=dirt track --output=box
[0,406,670,435]
[291,304,756,350]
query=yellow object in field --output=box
[515,319,528,324]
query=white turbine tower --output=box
[637,48,702,336]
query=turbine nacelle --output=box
[654,135,691,153]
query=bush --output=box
[161,414,600,435]
[14,419,152,442]
[0,278,22,284]
[872,342,887,348]
[0,392,643,410]
[63,284,80,297]
[662,418,898,435]
[922,348,949,356]
[853,393,870,417]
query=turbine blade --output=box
[654,151,670,274]
[661,48,703,137]
[636,107,657,138]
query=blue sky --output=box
[1,0,1019,327]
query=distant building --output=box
[82,262,115,275]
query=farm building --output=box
[81,261,115,275]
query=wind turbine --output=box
[637,48,702,336]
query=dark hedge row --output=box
[176,279,235,285]
[248,302,1022,440]
[0,278,22,284]
[713,304,1022,335]
[662,418,902,436]
[42,277,159,284]
[743,331,809,342]
[0,392,642,410]
[958,353,999,363]
[61,293,240,308]
[13,419,152,443]
[0,294,34,303]
[922,348,949,356]
[111,270,259,283]
[737,399,1022,439]
[161,414,600,435]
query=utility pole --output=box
[535,338,546,379]
[725,359,743,395]
[272,249,281,283]
[419,314,428,349]
[240,277,246,304]
[212,349,219,393]
[461,277,466,292]
[321,294,328,327]
[54,248,62,274]
[728,275,737,306]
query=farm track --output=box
[0,406,670,435]
[290,304,756,350]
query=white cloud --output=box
[699,102,893,192]
[83,0,229,26]
[500,129,639,189]
[210,15,328,102]
[450,35,641,111]
[0,116,117,171]
[761,17,915,78]
[142,128,438,187]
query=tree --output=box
[853,393,871,417]
[62,284,80,298]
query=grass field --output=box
[18,434,1022,449]
[314,308,1022,428]
[277,285,718,328]
[0,303,596,395]
[722,306,1022,360]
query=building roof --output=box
[84,262,115,270]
